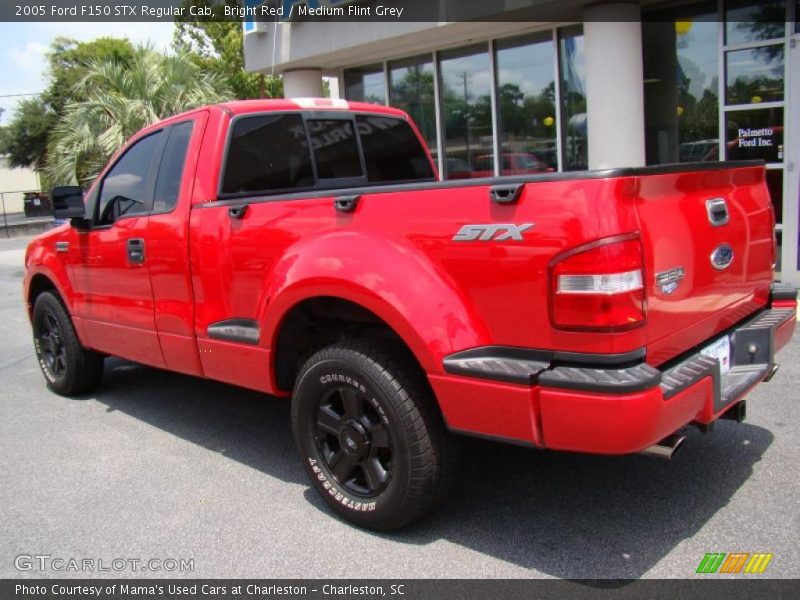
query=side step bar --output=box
[638,434,687,460]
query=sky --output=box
[0,21,175,124]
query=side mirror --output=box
[52,186,86,220]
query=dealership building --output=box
[243,0,800,283]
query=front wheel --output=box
[32,291,104,396]
[292,340,457,530]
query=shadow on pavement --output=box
[90,358,773,579]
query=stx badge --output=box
[453,223,534,242]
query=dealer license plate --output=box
[700,335,731,375]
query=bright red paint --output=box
[23,99,796,455]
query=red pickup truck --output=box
[24,99,796,530]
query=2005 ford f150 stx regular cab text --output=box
[24,98,797,529]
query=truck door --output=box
[147,114,208,376]
[70,129,166,368]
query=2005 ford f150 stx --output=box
[24,98,797,529]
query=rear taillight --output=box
[549,235,646,332]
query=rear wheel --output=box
[292,340,456,530]
[32,291,104,396]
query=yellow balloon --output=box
[675,20,693,36]
[751,95,763,104]
[676,106,684,117]
[543,116,554,127]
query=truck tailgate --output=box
[635,164,774,366]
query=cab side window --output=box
[96,131,162,225]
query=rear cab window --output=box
[221,114,314,195]
[219,110,434,197]
[356,115,434,183]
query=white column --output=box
[282,69,324,98]
[583,3,646,169]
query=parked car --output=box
[444,157,473,179]
[471,152,553,177]
[24,98,796,530]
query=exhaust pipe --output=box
[764,364,780,382]
[638,434,687,460]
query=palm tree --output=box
[48,45,232,185]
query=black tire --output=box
[292,339,457,530]
[32,291,104,396]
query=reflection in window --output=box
[154,122,193,213]
[643,10,719,164]
[725,107,784,162]
[439,46,493,179]
[725,0,786,45]
[356,115,435,183]
[344,65,386,104]
[558,27,587,171]
[97,131,162,224]
[495,34,557,173]
[308,120,363,179]
[389,56,437,157]
[726,46,784,105]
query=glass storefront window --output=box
[343,65,386,104]
[725,107,784,162]
[725,0,786,45]
[558,27,587,171]
[643,9,719,164]
[439,45,493,179]
[726,46,785,105]
[388,56,437,158]
[495,34,557,173]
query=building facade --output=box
[243,0,800,284]
[0,155,41,214]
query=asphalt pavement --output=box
[1,236,798,579]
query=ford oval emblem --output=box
[710,243,734,270]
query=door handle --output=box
[126,238,145,265]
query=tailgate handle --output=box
[490,184,523,204]
[334,195,360,213]
[706,198,729,227]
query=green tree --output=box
[173,0,282,99]
[0,98,52,171]
[45,37,135,119]
[0,37,135,173]
[48,46,232,185]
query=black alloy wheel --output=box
[32,291,104,396]
[292,339,457,530]
[314,384,394,497]
[36,307,67,378]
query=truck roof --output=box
[131,98,412,145]
[215,98,408,118]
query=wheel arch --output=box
[26,271,66,318]
[269,293,435,394]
